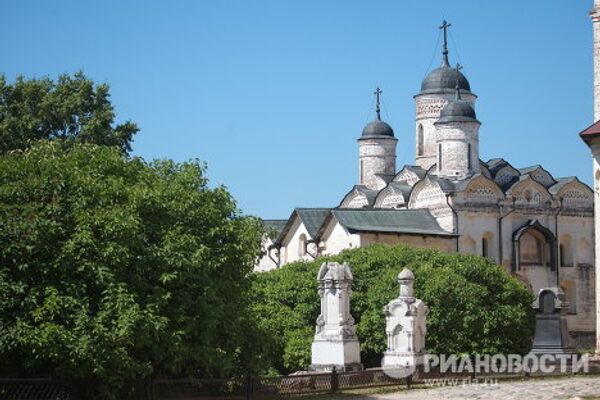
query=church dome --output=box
[436,94,479,124]
[361,119,395,137]
[420,64,471,95]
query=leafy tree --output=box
[250,244,535,373]
[0,72,138,153]
[0,142,264,399]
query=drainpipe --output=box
[498,197,517,268]
[554,197,563,283]
[305,239,318,259]
[445,193,459,252]
[267,245,281,268]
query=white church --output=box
[257,21,597,348]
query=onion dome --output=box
[420,64,471,95]
[419,20,473,96]
[436,88,479,124]
[361,87,395,137]
[362,120,394,137]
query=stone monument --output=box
[310,262,363,372]
[529,287,575,355]
[381,268,428,368]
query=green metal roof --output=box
[296,208,331,237]
[262,219,288,239]
[272,208,332,246]
[329,209,455,236]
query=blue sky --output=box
[2,1,596,219]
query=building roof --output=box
[420,64,472,96]
[326,209,455,237]
[261,219,288,239]
[384,182,413,198]
[518,165,543,175]
[393,165,428,182]
[579,120,600,146]
[272,208,331,246]
[435,90,479,124]
[548,176,592,196]
[361,119,395,137]
[296,208,331,237]
[339,185,379,208]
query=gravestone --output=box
[529,287,575,355]
[310,262,363,372]
[381,268,428,368]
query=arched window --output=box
[482,237,489,258]
[482,232,494,261]
[298,233,307,257]
[559,235,573,267]
[417,124,424,156]
[438,143,443,171]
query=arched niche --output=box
[512,220,557,295]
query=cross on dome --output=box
[439,20,452,66]
[374,87,383,120]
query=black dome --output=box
[420,65,471,95]
[436,98,479,124]
[361,120,394,137]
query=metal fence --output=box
[2,363,598,400]
[150,368,410,399]
[0,378,72,400]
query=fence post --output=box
[245,374,254,400]
[330,366,338,394]
[406,374,412,390]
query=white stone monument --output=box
[381,268,428,368]
[310,262,363,372]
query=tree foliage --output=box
[0,72,138,153]
[250,244,535,373]
[0,142,264,398]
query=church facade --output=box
[257,22,596,345]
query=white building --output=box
[578,0,600,356]
[260,21,596,348]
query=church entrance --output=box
[512,220,557,295]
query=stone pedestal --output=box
[529,287,576,355]
[381,268,428,369]
[310,262,363,372]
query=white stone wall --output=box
[414,92,476,169]
[358,137,397,191]
[255,235,278,272]
[319,220,361,256]
[281,218,313,264]
[434,121,481,180]
[458,211,500,263]
[408,179,456,232]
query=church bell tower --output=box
[358,88,397,191]
[414,21,477,170]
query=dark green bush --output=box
[250,244,535,373]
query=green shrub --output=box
[0,142,264,398]
[250,244,535,373]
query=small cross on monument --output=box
[374,87,382,120]
[439,20,452,65]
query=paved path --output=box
[366,376,600,400]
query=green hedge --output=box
[250,244,535,373]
